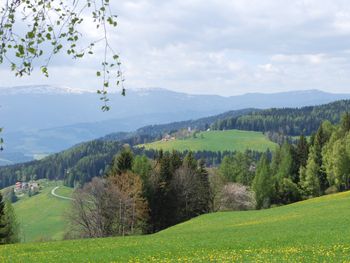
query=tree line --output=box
[67,148,209,237]
[219,112,350,209]
[64,149,263,188]
[66,147,258,238]
[211,100,350,135]
[0,137,262,190]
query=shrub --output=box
[219,183,256,211]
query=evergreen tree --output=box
[0,192,20,245]
[132,155,152,181]
[296,134,309,169]
[332,140,350,190]
[340,112,350,134]
[270,146,282,179]
[219,155,235,181]
[252,154,275,209]
[323,137,350,191]
[148,152,177,232]
[2,202,20,244]
[108,147,134,176]
[196,159,211,213]
[219,153,254,186]
[271,143,301,204]
[0,193,8,244]
[300,152,321,197]
[170,150,183,172]
[183,152,197,171]
[312,124,330,192]
[276,178,300,204]
[275,143,294,181]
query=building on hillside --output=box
[15,182,22,192]
[14,181,40,193]
[29,182,39,192]
[162,134,176,142]
[22,182,29,190]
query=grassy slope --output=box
[141,130,277,152]
[13,183,73,243]
[1,191,350,262]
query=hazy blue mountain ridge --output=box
[1,85,350,165]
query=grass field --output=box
[1,190,350,262]
[13,182,73,243]
[140,129,277,152]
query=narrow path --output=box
[51,186,74,201]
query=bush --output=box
[276,178,301,204]
[325,185,338,195]
[219,183,256,211]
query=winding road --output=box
[51,186,74,201]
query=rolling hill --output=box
[1,190,349,262]
[12,182,73,243]
[140,129,277,152]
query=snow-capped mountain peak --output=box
[0,85,93,95]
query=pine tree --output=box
[324,138,350,191]
[196,159,210,213]
[170,151,183,172]
[149,152,177,231]
[183,151,197,171]
[296,134,309,168]
[132,155,152,181]
[0,193,8,244]
[252,154,275,209]
[300,150,321,197]
[340,112,350,134]
[219,155,235,181]
[275,143,294,181]
[108,147,134,176]
[2,202,20,244]
[312,124,330,192]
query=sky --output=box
[2,0,350,96]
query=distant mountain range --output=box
[1,85,350,165]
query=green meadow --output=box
[1,190,350,262]
[13,182,73,243]
[141,129,277,152]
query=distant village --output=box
[14,181,40,194]
[161,134,176,142]
[161,127,211,142]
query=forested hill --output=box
[102,108,256,144]
[0,140,124,189]
[211,100,350,135]
[1,99,350,189]
[0,108,258,189]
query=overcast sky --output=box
[2,0,350,96]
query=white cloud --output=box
[3,0,350,95]
[271,54,327,65]
[333,11,350,34]
[258,64,280,73]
